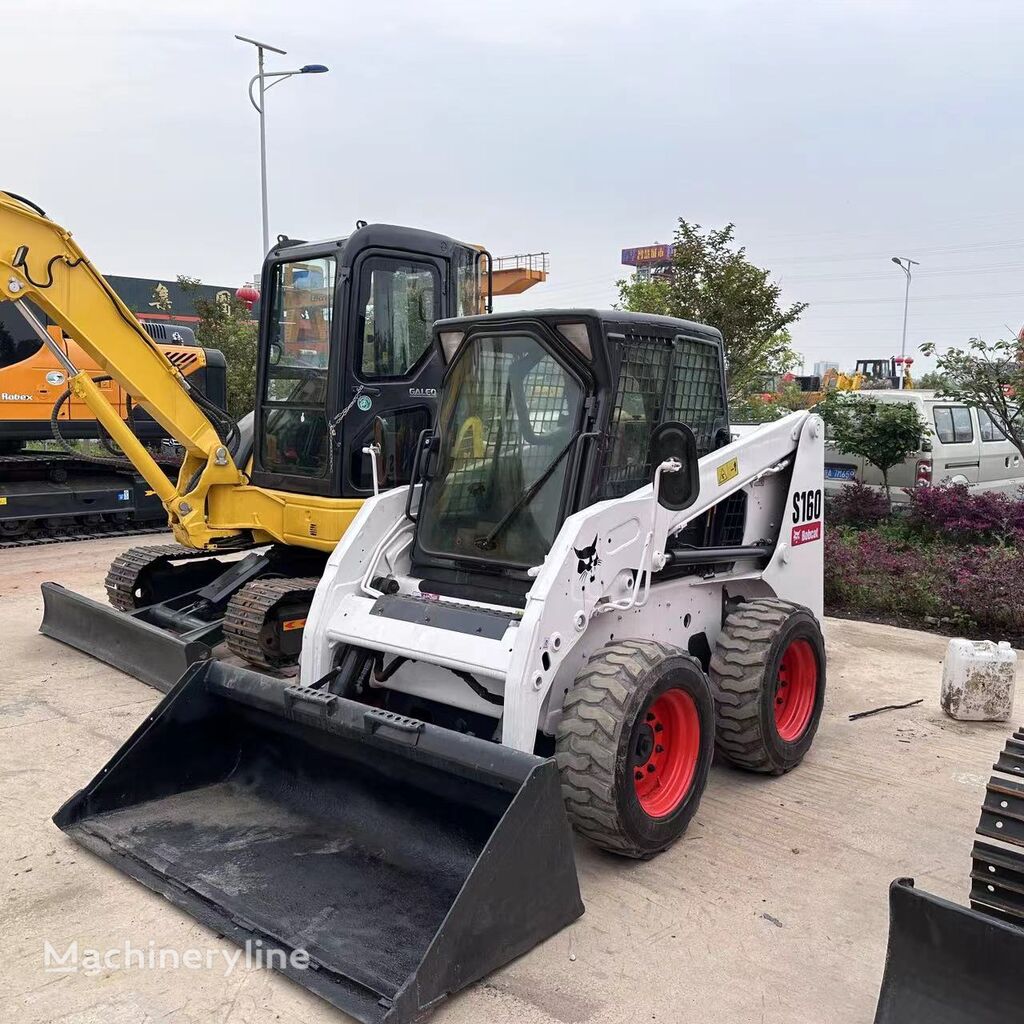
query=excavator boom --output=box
[1,192,244,545]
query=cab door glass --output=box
[454,246,481,316]
[260,256,336,479]
[357,258,438,379]
[349,406,432,490]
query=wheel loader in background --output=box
[54,308,831,1021]
[0,190,544,688]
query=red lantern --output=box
[236,282,260,311]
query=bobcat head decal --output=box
[574,536,601,583]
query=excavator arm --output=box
[0,191,244,545]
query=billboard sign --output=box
[621,244,674,266]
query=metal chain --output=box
[327,384,376,477]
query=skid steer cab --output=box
[54,309,827,1022]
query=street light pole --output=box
[235,35,328,257]
[891,256,920,389]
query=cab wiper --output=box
[474,431,580,551]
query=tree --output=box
[618,221,807,398]
[818,391,924,501]
[920,337,1024,458]
[913,369,949,391]
[178,276,257,419]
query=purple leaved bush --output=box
[826,479,890,528]
[825,528,1024,634]
[904,483,1024,545]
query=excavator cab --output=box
[250,226,472,500]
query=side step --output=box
[52,661,584,1023]
[874,878,1024,1023]
[40,582,211,692]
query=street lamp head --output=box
[300,64,329,74]
[891,256,902,266]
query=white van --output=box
[823,390,1024,502]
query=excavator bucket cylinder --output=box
[53,661,583,1024]
[873,878,1024,1023]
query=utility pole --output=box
[235,35,328,256]
[891,256,920,389]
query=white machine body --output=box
[302,410,825,753]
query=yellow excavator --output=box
[0,191,546,687]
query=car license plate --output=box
[825,465,857,481]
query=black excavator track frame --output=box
[0,448,181,548]
[104,542,237,611]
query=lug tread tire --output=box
[710,598,824,776]
[556,639,710,859]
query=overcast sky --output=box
[5,0,1023,371]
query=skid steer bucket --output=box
[53,661,583,1023]
[39,582,213,692]
[873,878,1024,1023]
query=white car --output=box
[823,390,1024,502]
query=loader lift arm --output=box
[1,191,245,546]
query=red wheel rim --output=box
[774,638,818,742]
[633,689,701,818]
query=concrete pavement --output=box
[1,535,1019,1023]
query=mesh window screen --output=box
[594,331,725,500]
[668,339,728,454]
[594,335,671,499]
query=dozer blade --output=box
[39,582,211,692]
[873,878,1024,1023]
[53,661,584,1024]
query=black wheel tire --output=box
[555,639,715,859]
[710,598,826,776]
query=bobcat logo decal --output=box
[574,536,601,583]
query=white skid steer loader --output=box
[301,309,826,851]
[54,309,827,1023]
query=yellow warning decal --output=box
[282,618,307,632]
[0,496,6,505]
[716,458,739,486]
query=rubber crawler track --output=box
[103,543,212,611]
[0,521,167,551]
[223,576,319,670]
